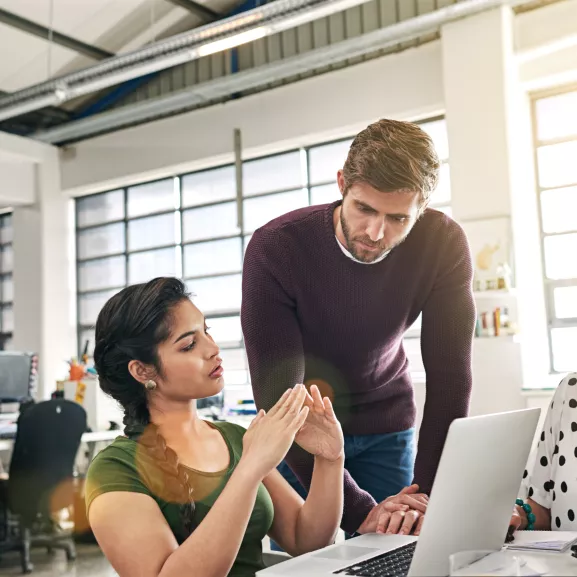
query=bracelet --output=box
[516,498,536,530]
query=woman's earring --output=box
[145,380,157,391]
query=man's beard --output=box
[340,209,407,263]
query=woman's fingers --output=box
[310,384,325,413]
[247,409,265,430]
[292,405,310,431]
[268,389,292,418]
[323,396,337,421]
[281,384,307,421]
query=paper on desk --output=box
[506,531,577,553]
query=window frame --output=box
[531,83,577,374]
[75,117,451,385]
[0,212,13,350]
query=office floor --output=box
[0,544,116,577]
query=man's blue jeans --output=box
[270,428,415,551]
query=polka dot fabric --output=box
[522,373,577,530]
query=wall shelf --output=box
[474,290,516,299]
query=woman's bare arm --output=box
[89,461,261,577]
[264,454,344,556]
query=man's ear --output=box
[128,360,154,385]
[336,170,346,197]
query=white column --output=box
[12,146,76,399]
[441,7,550,406]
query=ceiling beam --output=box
[0,8,114,61]
[165,0,221,22]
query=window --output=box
[533,87,577,373]
[75,118,451,389]
[0,213,13,350]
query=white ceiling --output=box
[0,0,240,94]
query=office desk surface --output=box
[0,429,121,452]
[505,531,577,576]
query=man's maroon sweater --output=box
[241,201,475,533]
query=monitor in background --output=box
[0,352,37,403]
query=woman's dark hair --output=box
[93,277,195,536]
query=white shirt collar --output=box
[335,236,390,265]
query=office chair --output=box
[0,399,87,573]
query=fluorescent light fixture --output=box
[195,27,269,58]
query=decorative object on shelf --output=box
[463,216,514,292]
[475,306,518,338]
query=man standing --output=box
[241,119,475,536]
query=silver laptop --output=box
[259,408,540,577]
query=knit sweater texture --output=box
[241,201,475,533]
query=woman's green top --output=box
[86,421,274,577]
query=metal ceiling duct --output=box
[0,0,378,122]
[34,0,538,145]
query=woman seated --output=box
[511,372,577,532]
[86,277,346,577]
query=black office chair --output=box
[0,399,86,573]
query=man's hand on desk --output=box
[357,484,428,536]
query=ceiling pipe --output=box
[34,0,538,145]
[0,0,378,122]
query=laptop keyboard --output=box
[333,542,417,577]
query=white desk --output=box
[0,429,121,453]
[503,531,577,576]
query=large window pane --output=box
[182,166,236,207]
[128,213,178,252]
[219,348,247,371]
[0,215,13,244]
[79,289,120,326]
[2,306,13,333]
[182,202,240,242]
[187,274,242,314]
[553,286,577,319]
[76,190,124,228]
[243,189,309,233]
[243,152,304,196]
[311,183,341,206]
[544,233,577,279]
[0,246,12,274]
[127,179,177,218]
[551,327,577,372]
[421,119,449,161]
[1,276,13,303]
[537,141,577,189]
[224,369,249,386]
[128,247,178,284]
[432,162,451,205]
[184,238,242,278]
[308,140,352,185]
[78,256,126,292]
[79,329,96,357]
[536,91,577,142]
[77,222,125,260]
[243,234,252,255]
[206,315,242,347]
[540,186,577,234]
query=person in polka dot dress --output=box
[512,373,577,532]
